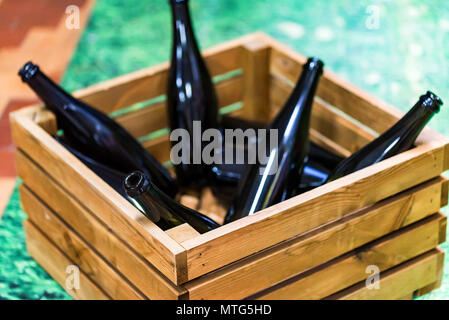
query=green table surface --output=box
[1,0,449,300]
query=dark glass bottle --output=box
[123,171,220,233]
[19,62,178,198]
[167,0,219,189]
[308,143,344,171]
[55,136,131,201]
[327,91,443,182]
[214,116,344,200]
[225,58,324,223]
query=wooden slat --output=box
[252,213,446,300]
[326,248,444,300]
[268,39,401,133]
[11,107,187,284]
[16,150,187,299]
[166,224,200,244]
[266,34,449,166]
[240,39,270,122]
[21,186,145,300]
[71,35,252,114]
[270,74,377,154]
[115,76,243,139]
[24,220,110,300]
[184,179,448,299]
[181,141,447,281]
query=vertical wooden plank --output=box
[241,38,270,122]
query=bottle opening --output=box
[421,91,443,113]
[123,171,149,196]
[18,62,39,82]
[305,57,324,73]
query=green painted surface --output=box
[1,0,449,299]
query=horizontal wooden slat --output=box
[270,74,377,154]
[24,220,110,300]
[182,141,447,281]
[72,34,251,114]
[268,41,401,133]
[184,179,448,299]
[267,34,449,161]
[115,76,243,139]
[252,213,446,300]
[326,248,444,300]
[10,107,187,284]
[21,186,145,300]
[16,150,187,299]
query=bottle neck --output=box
[383,99,436,144]
[24,70,73,111]
[272,63,323,134]
[170,1,200,51]
[131,182,168,223]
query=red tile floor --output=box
[0,0,96,217]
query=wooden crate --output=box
[11,32,449,300]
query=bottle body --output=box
[19,62,178,198]
[167,0,219,188]
[327,91,442,182]
[56,136,131,201]
[225,58,324,223]
[124,171,220,233]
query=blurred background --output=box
[0,0,448,299]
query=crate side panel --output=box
[24,220,110,300]
[253,213,446,300]
[185,179,446,299]
[183,144,446,281]
[16,150,187,298]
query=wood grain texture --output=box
[10,108,187,284]
[184,178,448,299]
[24,220,110,300]
[182,143,446,281]
[241,39,270,122]
[114,75,243,139]
[21,185,145,300]
[270,74,377,154]
[16,151,186,299]
[72,35,256,114]
[252,213,446,300]
[12,33,449,293]
[326,248,444,300]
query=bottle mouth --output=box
[18,61,39,82]
[305,57,324,74]
[420,91,443,113]
[123,171,150,197]
[170,0,188,4]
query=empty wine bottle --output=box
[167,0,220,188]
[215,115,344,200]
[19,62,178,198]
[123,171,220,233]
[55,136,131,201]
[225,58,324,223]
[327,91,443,182]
